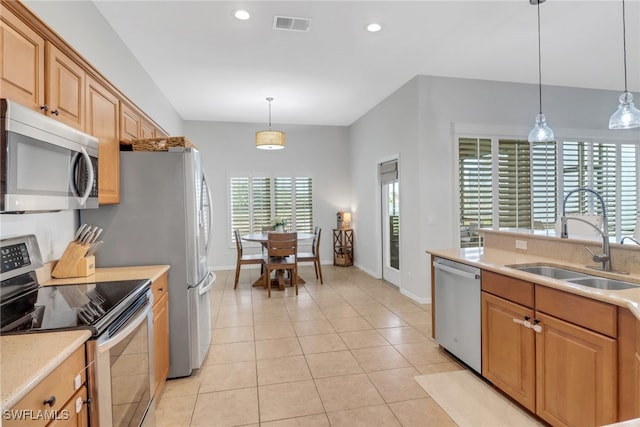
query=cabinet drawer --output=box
[535,285,617,338]
[46,385,87,427]
[482,270,534,308]
[6,346,86,427]
[152,272,168,306]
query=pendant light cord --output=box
[266,97,273,131]
[622,0,628,92]
[537,1,543,115]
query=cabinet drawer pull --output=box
[43,395,56,406]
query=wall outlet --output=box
[515,240,527,250]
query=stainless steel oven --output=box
[0,235,155,427]
[86,290,154,427]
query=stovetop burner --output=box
[0,279,151,337]
[1,235,151,338]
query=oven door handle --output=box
[73,147,94,207]
[98,303,151,354]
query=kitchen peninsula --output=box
[428,229,640,426]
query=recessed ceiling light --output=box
[366,23,382,32]
[234,10,250,21]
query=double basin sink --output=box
[506,264,640,291]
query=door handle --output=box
[433,262,480,280]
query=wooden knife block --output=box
[52,242,95,278]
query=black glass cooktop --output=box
[0,279,150,337]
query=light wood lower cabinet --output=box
[46,386,88,427]
[618,308,640,420]
[481,271,618,427]
[152,272,170,398]
[482,292,536,412]
[5,346,87,427]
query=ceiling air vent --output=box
[273,15,310,32]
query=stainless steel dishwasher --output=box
[433,257,481,373]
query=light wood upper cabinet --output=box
[85,76,119,204]
[121,101,157,141]
[0,5,45,110]
[141,118,156,139]
[46,42,84,129]
[120,101,140,141]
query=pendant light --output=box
[609,0,640,129]
[256,97,285,150]
[528,0,555,143]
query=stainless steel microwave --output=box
[1,99,99,213]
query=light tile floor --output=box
[155,265,465,426]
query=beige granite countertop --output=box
[1,330,91,410]
[39,264,170,286]
[1,265,170,411]
[427,247,640,320]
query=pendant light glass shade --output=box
[609,92,640,129]
[256,97,285,150]
[528,113,555,142]
[528,0,554,143]
[609,0,640,129]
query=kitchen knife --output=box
[74,224,88,242]
[83,230,95,245]
[78,226,92,244]
[91,227,103,244]
[86,241,103,256]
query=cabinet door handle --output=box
[40,105,49,112]
[532,319,542,333]
[51,109,59,116]
[43,395,56,406]
[512,318,531,328]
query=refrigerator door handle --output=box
[198,270,216,295]
[202,171,213,253]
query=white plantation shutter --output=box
[458,138,493,247]
[230,177,250,240]
[230,174,313,242]
[252,177,272,232]
[620,144,638,235]
[592,143,617,234]
[293,177,313,233]
[458,134,639,245]
[498,140,532,229]
[531,142,557,229]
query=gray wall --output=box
[184,120,351,269]
[4,1,184,261]
[23,0,183,135]
[350,75,640,302]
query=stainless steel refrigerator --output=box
[83,148,215,378]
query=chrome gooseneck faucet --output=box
[560,188,612,272]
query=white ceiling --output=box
[92,0,640,126]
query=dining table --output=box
[242,231,315,290]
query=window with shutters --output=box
[229,175,313,243]
[458,136,638,247]
[459,138,493,247]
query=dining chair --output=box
[262,232,298,297]
[297,226,323,284]
[234,229,263,289]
